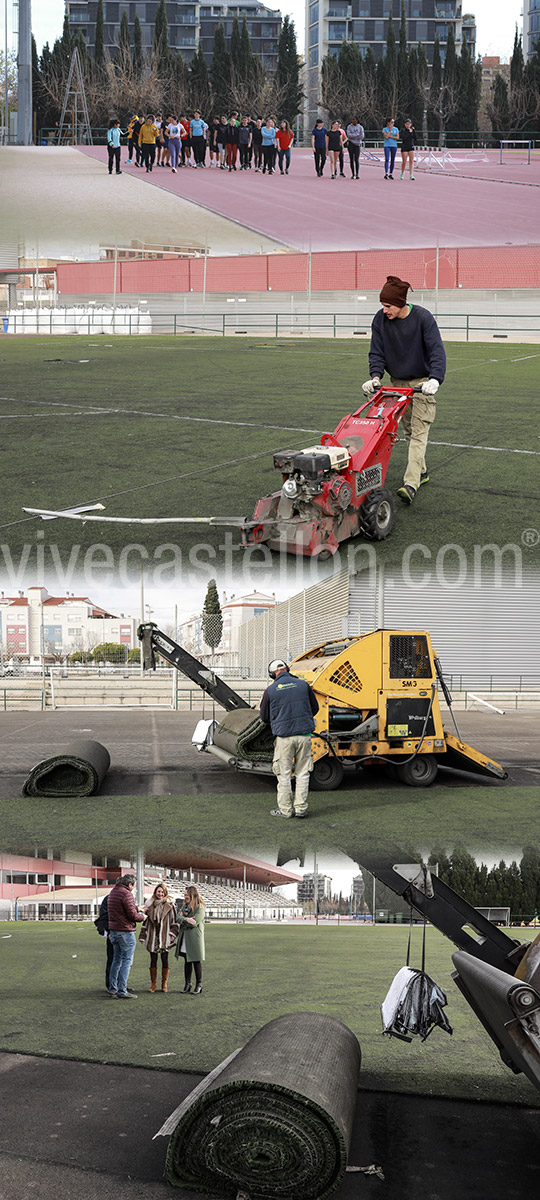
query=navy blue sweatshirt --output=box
[260,673,319,737]
[368,305,446,384]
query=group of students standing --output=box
[113,112,295,176]
[311,116,417,180]
[97,874,206,998]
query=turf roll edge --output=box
[213,709,275,763]
[165,1011,361,1198]
[22,739,111,797]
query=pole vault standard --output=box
[17,0,32,145]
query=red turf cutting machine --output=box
[241,385,415,558]
[23,386,417,558]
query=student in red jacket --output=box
[107,874,146,998]
[276,120,294,175]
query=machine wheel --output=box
[358,488,396,541]
[310,755,345,791]
[396,754,438,787]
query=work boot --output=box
[161,967,170,992]
[419,470,429,487]
[397,484,416,505]
[149,967,158,992]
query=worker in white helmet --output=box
[259,659,319,818]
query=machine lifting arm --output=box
[368,862,540,1091]
[137,623,252,713]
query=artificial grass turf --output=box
[0,337,539,580]
[1,921,538,1107]
[0,784,538,864]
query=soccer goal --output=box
[499,139,532,165]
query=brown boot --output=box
[149,967,158,992]
[161,967,170,992]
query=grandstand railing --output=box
[3,310,540,341]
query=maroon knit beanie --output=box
[379,275,412,306]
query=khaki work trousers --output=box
[391,376,436,491]
[272,735,313,816]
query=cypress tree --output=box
[275,16,303,125]
[490,74,510,133]
[117,9,131,74]
[94,0,106,70]
[397,1,409,118]
[510,28,524,92]
[382,12,397,120]
[133,15,143,77]
[202,580,223,652]
[442,24,459,131]
[239,16,254,84]
[153,0,171,75]
[189,43,210,111]
[230,15,242,74]
[211,24,231,116]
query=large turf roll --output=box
[22,739,111,797]
[165,1012,361,1199]
[213,709,275,762]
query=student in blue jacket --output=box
[107,119,123,175]
[382,117,399,179]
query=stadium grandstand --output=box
[0,848,303,922]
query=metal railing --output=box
[35,127,540,149]
[3,310,540,341]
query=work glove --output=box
[362,377,381,396]
[421,378,440,396]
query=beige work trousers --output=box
[391,376,437,491]
[272,735,313,816]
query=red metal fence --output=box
[56,245,540,296]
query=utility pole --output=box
[17,0,32,145]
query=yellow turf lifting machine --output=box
[137,624,506,789]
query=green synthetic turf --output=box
[0,921,537,1106]
[0,337,538,577]
[0,784,537,863]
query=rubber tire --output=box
[310,755,345,791]
[358,488,396,541]
[395,754,438,787]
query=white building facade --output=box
[0,587,137,659]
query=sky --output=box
[26,1,522,61]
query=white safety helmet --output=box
[268,659,289,679]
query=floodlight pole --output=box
[3,0,8,142]
[17,0,32,145]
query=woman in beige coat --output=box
[140,882,178,993]
[175,885,206,995]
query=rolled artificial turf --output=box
[213,709,275,763]
[22,739,111,796]
[165,1011,361,1198]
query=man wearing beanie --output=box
[362,276,446,504]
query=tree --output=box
[153,0,170,74]
[201,579,223,653]
[441,24,459,132]
[381,12,397,121]
[397,2,410,120]
[510,28,524,93]
[230,15,242,75]
[211,24,231,117]
[275,16,303,125]
[429,35,443,142]
[117,9,131,76]
[92,642,126,663]
[94,0,106,71]
[456,36,479,134]
[488,73,510,133]
[239,17,254,83]
[133,15,143,77]
[189,43,210,111]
